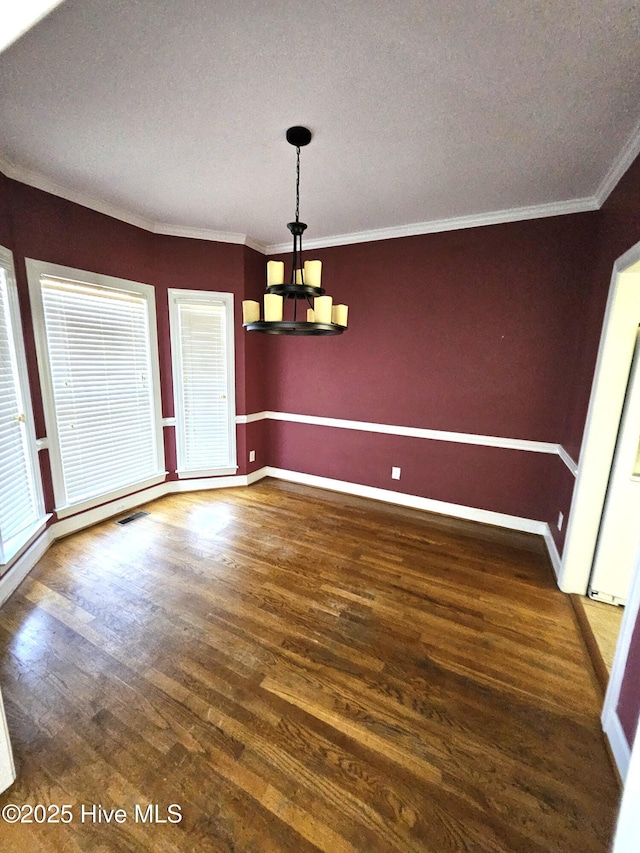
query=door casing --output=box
[560,240,640,594]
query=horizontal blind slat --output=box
[0,271,39,544]
[41,276,160,505]
[174,299,232,472]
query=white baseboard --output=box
[264,467,546,535]
[247,467,269,484]
[174,474,249,492]
[0,471,271,606]
[0,465,562,608]
[543,525,562,580]
[603,708,631,781]
[53,482,171,538]
[0,527,55,607]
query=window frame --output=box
[26,259,166,518]
[0,246,46,565]
[168,288,237,478]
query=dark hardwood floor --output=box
[0,479,620,851]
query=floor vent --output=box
[115,511,149,525]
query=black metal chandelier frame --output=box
[243,126,345,336]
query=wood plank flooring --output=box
[581,597,624,673]
[0,479,620,852]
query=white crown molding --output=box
[594,116,640,207]
[0,153,601,255]
[0,151,16,178]
[153,222,267,253]
[1,153,155,232]
[0,154,263,250]
[265,197,599,254]
[4,123,640,253]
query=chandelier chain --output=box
[295,146,300,222]
[241,127,346,335]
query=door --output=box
[0,686,15,794]
[590,327,640,604]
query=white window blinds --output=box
[169,291,236,476]
[0,250,43,563]
[32,269,164,509]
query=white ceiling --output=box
[1,0,640,252]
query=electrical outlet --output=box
[391,466,401,480]
[249,450,256,462]
[557,511,564,531]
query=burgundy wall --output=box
[266,217,599,437]
[243,245,269,415]
[4,151,640,750]
[242,246,270,475]
[0,172,12,247]
[546,463,575,554]
[269,421,565,520]
[9,181,155,449]
[264,215,598,537]
[3,177,263,509]
[151,233,247,479]
[4,172,600,528]
[562,155,640,460]
[152,233,244,415]
[619,614,640,747]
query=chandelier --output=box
[242,126,348,336]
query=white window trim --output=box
[26,259,166,516]
[168,289,238,478]
[0,246,46,565]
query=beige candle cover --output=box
[242,300,260,323]
[295,268,304,284]
[314,295,333,324]
[267,260,285,286]
[306,308,315,322]
[304,260,322,288]
[332,304,348,327]
[264,293,283,321]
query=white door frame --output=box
[560,239,640,594]
[0,686,15,794]
[602,536,640,779]
[612,665,640,852]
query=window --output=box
[169,290,237,477]
[27,260,165,516]
[0,246,44,564]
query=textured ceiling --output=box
[1,0,640,251]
